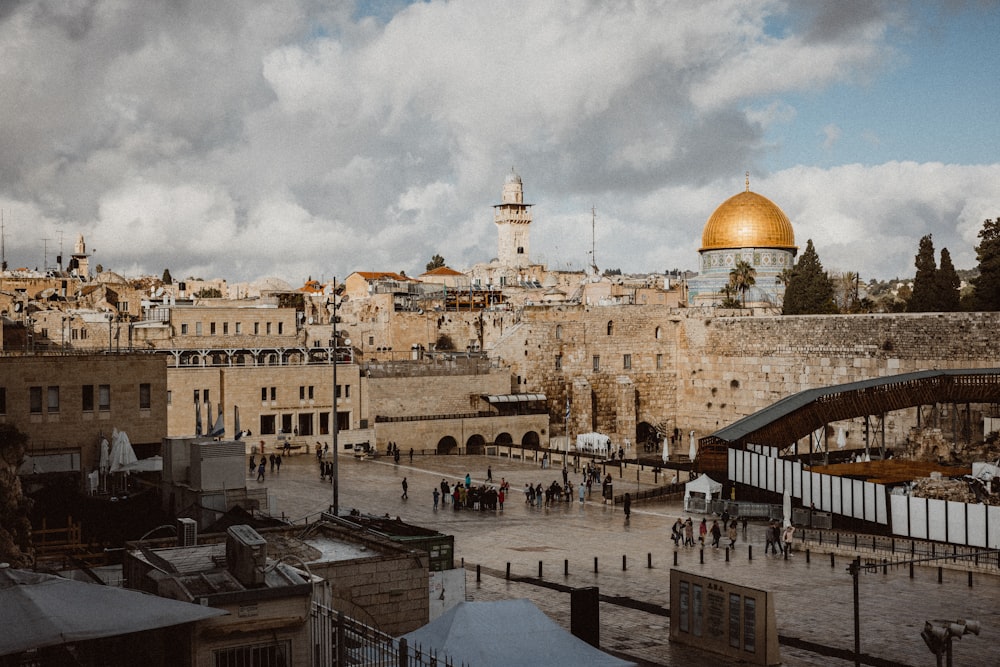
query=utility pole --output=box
[331,277,339,517]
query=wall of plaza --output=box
[375,414,548,453]
[366,372,512,418]
[488,307,1000,449]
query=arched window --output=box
[555,324,562,340]
[607,321,614,336]
[655,326,662,340]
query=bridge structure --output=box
[695,368,1000,480]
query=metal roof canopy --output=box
[705,368,1000,449]
[484,393,546,404]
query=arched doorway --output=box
[521,431,540,449]
[495,432,513,447]
[637,421,660,453]
[466,433,486,455]
[437,436,458,455]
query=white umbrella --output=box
[109,429,138,473]
[837,427,847,449]
[688,431,697,461]
[783,488,792,527]
[98,438,110,473]
[661,435,670,463]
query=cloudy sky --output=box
[1,1,998,285]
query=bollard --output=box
[623,555,627,571]
[725,547,730,563]
[477,564,481,582]
[461,557,465,568]
[700,549,704,564]
[881,559,887,575]
[506,562,511,580]
[830,553,835,569]
[539,561,543,579]
[937,566,943,584]
[673,551,678,567]
[854,534,857,550]
[647,553,652,569]
[784,546,788,560]
[565,559,569,577]
[968,571,973,588]
[594,557,599,573]
[748,545,753,561]
[806,548,810,564]
[909,562,914,579]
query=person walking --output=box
[249,455,256,473]
[765,521,779,554]
[440,479,450,505]
[487,466,493,482]
[671,518,684,547]
[698,518,708,546]
[256,459,266,482]
[782,524,796,556]
[728,520,738,549]
[710,520,722,548]
[498,488,505,510]
[432,487,440,510]
[275,454,282,473]
[579,482,585,503]
[623,493,632,521]
[401,477,408,499]
[684,518,695,547]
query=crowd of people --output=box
[434,475,510,511]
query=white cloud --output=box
[821,123,842,149]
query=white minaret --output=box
[494,168,532,268]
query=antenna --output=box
[1,210,6,271]
[42,237,51,272]
[590,206,598,275]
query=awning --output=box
[483,393,547,404]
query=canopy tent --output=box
[0,567,226,656]
[108,428,138,473]
[683,474,723,511]
[401,599,635,667]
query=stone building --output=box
[687,175,797,308]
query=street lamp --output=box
[921,618,980,667]
[105,312,113,353]
[331,278,339,517]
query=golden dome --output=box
[700,189,796,252]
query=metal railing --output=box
[311,603,465,667]
[796,528,1000,571]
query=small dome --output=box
[700,190,796,251]
[505,168,522,185]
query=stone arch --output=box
[521,431,540,449]
[637,421,660,452]
[655,326,662,339]
[466,433,486,454]
[495,432,513,447]
[607,320,614,335]
[437,435,458,455]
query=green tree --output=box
[935,247,961,312]
[195,287,222,299]
[728,259,756,307]
[971,218,1000,310]
[782,240,837,315]
[0,423,32,567]
[425,254,446,272]
[161,268,173,285]
[907,234,938,312]
[719,283,742,309]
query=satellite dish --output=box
[307,316,314,324]
[343,338,351,346]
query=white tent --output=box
[683,474,723,511]
[108,428,138,473]
[401,599,635,667]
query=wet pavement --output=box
[259,450,1000,666]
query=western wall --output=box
[487,307,1000,449]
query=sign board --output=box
[669,569,780,665]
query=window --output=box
[80,328,87,340]
[297,413,313,436]
[278,322,283,334]
[336,411,350,431]
[261,387,268,401]
[195,322,203,335]
[259,415,276,435]
[139,383,151,409]
[299,386,305,400]
[47,386,60,413]
[82,385,94,412]
[319,411,330,435]
[555,324,562,340]
[623,354,632,370]
[194,389,201,404]
[281,414,293,433]
[607,321,614,335]
[593,355,600,372]
[223,322,229,335]
[555,355,562,371]
[166,390,172,405]
[266,322,272,335]
[30,387,42,413]
[270,387,276,401]
[214,641,289,667]
[336,385,351,399]
[98,385,111,411]
[655,326,662,340]
[235,322,242,334]
[308,386,314,400]
[0,387,6,415]
[254,322,260,335]
[368,336,374,345]
[210,322,216,335]
[656,353,663,369]
[181,323,188,335]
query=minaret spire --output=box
[745,171,750,192]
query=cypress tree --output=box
[935,248,961,312]
[971,218,1000,311]
[907,234,938,312]
[782,239,837,315]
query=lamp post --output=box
[331,277,339,517]
[105,312,113,353]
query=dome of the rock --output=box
[700,190,796,252]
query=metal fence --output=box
[310,603,464,667]
[796,528,1000,571]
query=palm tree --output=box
[729,259,757,307]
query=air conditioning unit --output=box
[176,518,197,547]
[226,525,267,587]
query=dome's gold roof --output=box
[700,190,796,251]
